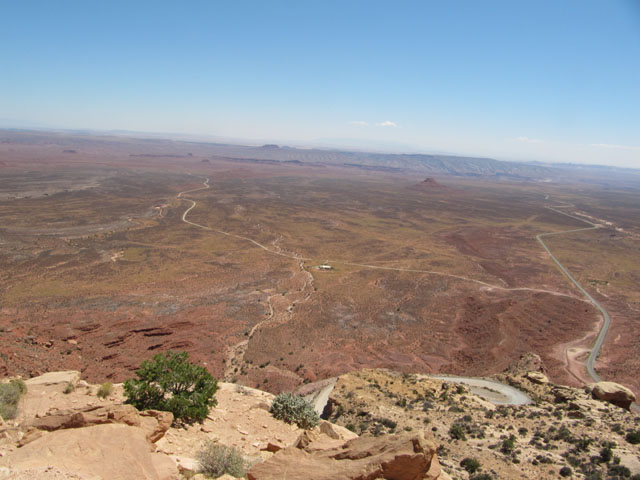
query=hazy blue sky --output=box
[2,1,639,166]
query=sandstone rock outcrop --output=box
[317,420,358,441]
[5,423,177,480]
[24,370,81,387]
[505,353,547,376]
[526,371,549,385]
[248,431,444,480]
[591,381,637,410]
[25,404,172,443]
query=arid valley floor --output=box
[1,130,639,400]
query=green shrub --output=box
[469,474,493,480]
[12,379,27,395]
[574,436,592,452]
[449,423,466,440]
[269,392,319,429]
[608,464,631,477]
[559,466,572,477]
[379,417,397,430]
[63,382,75,394]
[124,351,218,424]
[460,457,481,473]
[500,435,516,455]
[96,382,113,399]
[598,446,612,463]
[0,379,27,420]
[625,430,640,445]
[196,441,248,478]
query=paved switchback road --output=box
[537,206,639,412]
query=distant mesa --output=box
[201,158,210,163]
[261,144,280,149]
[62,149,77,154]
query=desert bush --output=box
[63,382,75,394]
[10,379,26,395]
[469,474,493,480]
[378,417,397,430]
[625,430,640,444]
[124,351,217,424]
[598,446,613,463]
[196,440,248,478]
[500,435,516,455]
[97,382,113,399]
[460,457,481,473]
[574,436,593,452]
[608,464,631,477]
[559,466,572,477]
[449,423,466,440]
[269,392,319,429]
[0,379,27,420]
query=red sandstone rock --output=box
[591,381,637,410]
[249,431,444,480]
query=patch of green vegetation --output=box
[625,430,640,445]
[196,441,248,478]
[0,379,27,420]
[270,393,319,429]
[449,423,466,440]
[460,457,481,474]
[124,351,217,425]
[96,382,113,399]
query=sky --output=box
[2,0,639,167]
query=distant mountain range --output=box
[2,129,639,186]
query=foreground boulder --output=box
[4,423,176,480]
[591,381,637,410]
[248,431,446,480]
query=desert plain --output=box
[1,130,639,399]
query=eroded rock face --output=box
[591,381,637,410]
[26,404,173,443]
[248,431,443,480]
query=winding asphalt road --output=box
[428,374,532,405]
[537,207,639,412]
[536,207,606,383]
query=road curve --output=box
[427,374,532,405]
